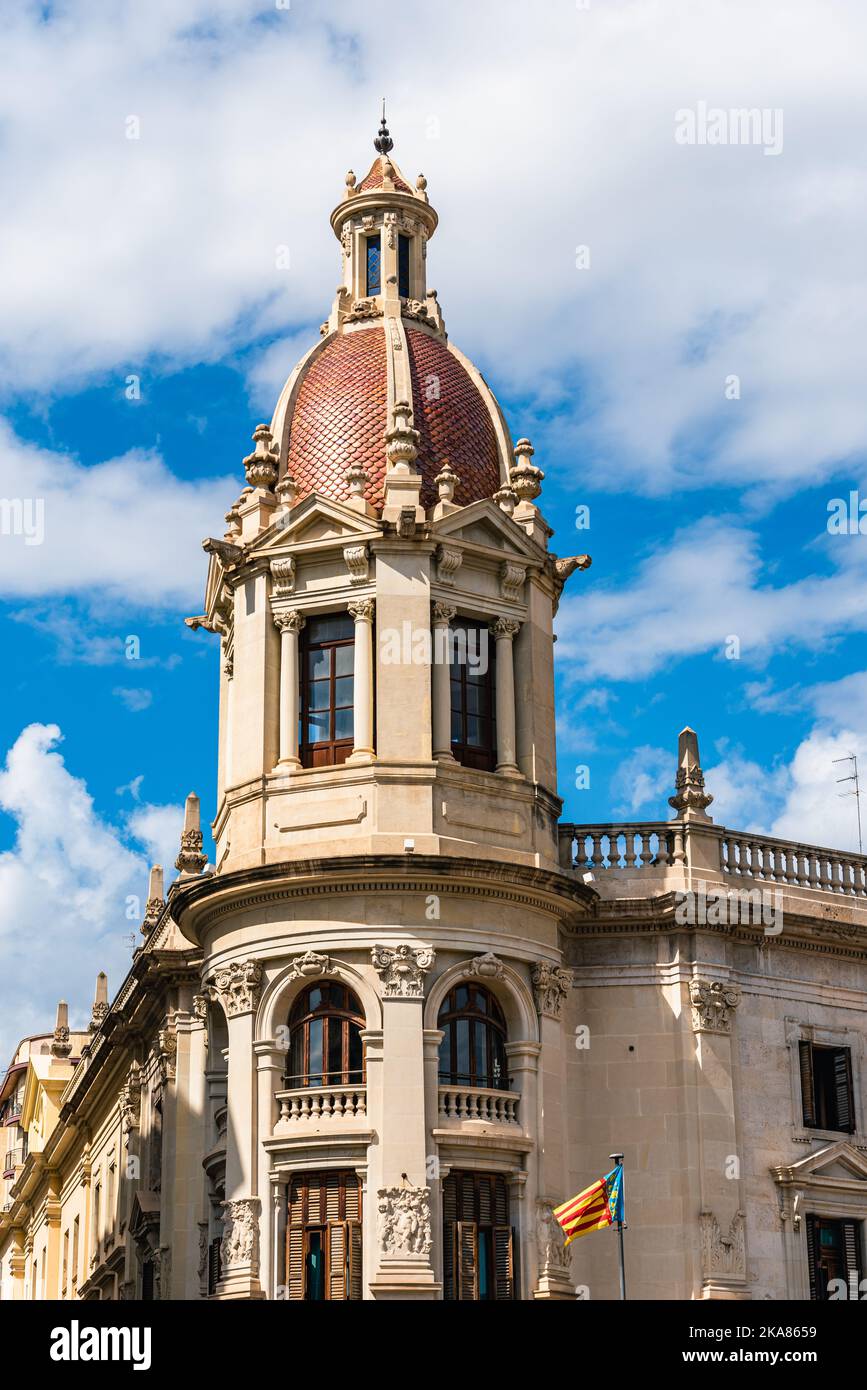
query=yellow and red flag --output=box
[554,1165,624,1246]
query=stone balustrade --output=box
[721,833,867,896]
[558,819,867,901]
[274,1085,367,1127]
[437,1085,520,1127]
[559,822,683,873]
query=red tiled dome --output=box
[285,325,503,511]
[357,158,414,196]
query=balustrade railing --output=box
[721,833,867,897]
[275,1085,367,1125]
[560,822,683,873]
[437,1086,520,1127]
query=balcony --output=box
[274,1084,367,1131]
[437,1085,521,1129]
[2,1147,23,1179]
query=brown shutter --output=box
[348,1221,363,1301]
[329,1222,347,1301]
[286,1225,304,1300]
[443,1219,456,1301]
[843,1221,861,1290]
[326,1172,341,1222]
[457,1221,478,1300]
[833,1049,855,1133]
[493,1226,514,1300]
[345,1174,361,1222]
[208,1237,222,1296]
[805,1216,818,1301]
[799,1041,816,1126]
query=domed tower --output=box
[176,117,593,1302]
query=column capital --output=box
[431,600,456,626]
[371,943,435,999]
[207,959,264,1018]
[272,608,305,635]
[489,616,521,641]
[348,597,375,623]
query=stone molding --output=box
[436,544,463,586]
[269,556,296,596]
[463,951,505,981]
[499,562,527,604]
[286,949,333,982]
[371,943,435,998]
[700,1210,746,1281]
[343,544,370,585]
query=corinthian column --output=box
[431,602,456,761]
[489,617,521,776]
[347,599,375,764]
[272,610,304,771]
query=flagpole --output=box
[609,1151,626,1301]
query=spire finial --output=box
[374,98,393,155]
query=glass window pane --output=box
[450,711,461,742]
[308,1019,323,1086]
[366,235,382,295]
[327,1019,344,1082]
[308,615,353,644]
[309,987,323,1011]
[306,713,329,744]
[455,985,469,1009]
[308,648,331,680]
[456,1020,470,1081]
[309,680,330,711]
[289,1027,304,1084]
[466,683,482,715]
[474,1023,487,1085]
[398,233,411,298]
[438,1031,452,1080]
[334,706,353,740]
[348,1024,363,1081]
[334,676,354,708]
[335,644,354,676]
[466,715,482,746]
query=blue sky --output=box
[1,0,866,1058]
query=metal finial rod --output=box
[374,98,394,155]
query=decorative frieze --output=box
[690,979,741,1035]
[343,544,370,585]
[700,1210,746,1280]
[377,1186,433,1256]
[157,1019,177,1085]
[532,961,572,1019]
[371,944,435,999]
[220,1198,260,1271]
[208,960,264,1018]
[119,1062,142,1134]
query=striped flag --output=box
[554,1166,624,1246]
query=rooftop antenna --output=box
[374,98,393,155]
[833,752,863,853]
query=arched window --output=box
[437,984,508,1091]
[287,982,364,1088]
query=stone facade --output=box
[2,128,867,1303]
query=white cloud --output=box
[113,687,154,712]
[0,420,233,607]
[556,517,867,681]
[0,724,153,1062]
[125,801,185,874]
[0,2,865,496]
[610,745,674,818]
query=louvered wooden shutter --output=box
[457,1221,478,1300]
[805,1216,818,1301]
[493,1226,514,1300]
[141,1259,154,1301]
[842,1221,861,1290]
[348,1221,363,1300]
[208,1237,222,1295]
[286,1224,304,1300]
[326,1171,341,1222]
[443,1219,456,1301]
[329,1222,347,1301]
[833,1049,855,1132]
[799,1041,816,1126]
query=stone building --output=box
[1,122,866,1302]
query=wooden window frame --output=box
[800,1040,856,1134]
[437,983,509,1091]
[806,1214,862,1299]
[365,234,382,296]
[398,233,411,298]
[286,1171,363,1301]
[443,1170,515,1301]
[449,620,496,772]
[300,615,355,769]
[286,982,365,1088]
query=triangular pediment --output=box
[432,498,543,562]
[773,1140,867,1185]
[252,493,381,553]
